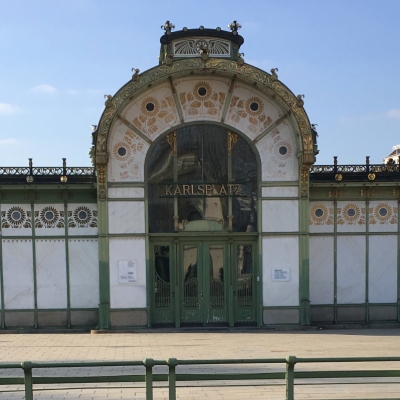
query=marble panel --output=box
[309,201,335,233]
[368,235,397,303]
[309,236,334,304]
[337,236,366,304]
[262,236,299,307]
[36,239,67,309]
[1,204,33,236]
[369,201,398,232]
[262,200,299,232]
[174,77,230,123]
[34,204,65,236]
[108,187,145,199]
[256,123,298,182]
[108,201,145,234]
[109,237,146,309]
[108,121,150,182]
[337,201,366,233]
[69,239,99,308]
[67,204,98,236]
[121,83,179,140]
[2,239,34,309]
[262,187,298,198]
[225,84,281,140]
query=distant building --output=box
[1,22,399,330]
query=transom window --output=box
[148,125,257,233]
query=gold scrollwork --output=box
[227,131,238,155]
[368,173,376,181]
[167,131,177,155]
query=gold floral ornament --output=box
[369,203,397,225]
[68,206,98,228]
[133,95,177,136]
[1,206,32,229]
[113,142,131,162]
[309,204,334,225]
[337,203,365,225]
[228,95,272,135]
[35,206,64,228]
[179,80,226,118]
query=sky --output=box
[0,0,399,167]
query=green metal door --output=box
[152,243,175,325]
[233,243,256,323]
[181,242,227,325]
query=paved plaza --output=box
[1,328,400,399]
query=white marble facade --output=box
[69,239,99,308]
[109,237,146,309]
[36,239,67,309]
[34,204,65,236]
[262,200,299,232]
[1,204,33,236]
[368,235,397,303]
[67,204,98,236]
[108,187,144,199]
[337,236,366,304]
[108,201,145,234]
[309,236,334,304]
[2,239,34,309]
[262,236,299,307]
[262,187,298,198]
[309,201,334,233]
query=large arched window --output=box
[148,125,257,233]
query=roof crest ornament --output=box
[227,20,242,35]
[161,20,175,35]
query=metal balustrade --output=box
[1,356,400,400]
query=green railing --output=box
[1,356,400,400]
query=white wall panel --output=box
[108,187,144,198]
[262,187,298,198]
[108,201,145,234]
[369,235,397,303]
[36,239,67,308]
[263,236,299,306]
[109,237,146,308]
[262,200,298,232]
[310,236,334,304]
[337,236,366,304]
[69,239,99,308]
[2,240,34,309]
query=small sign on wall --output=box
[118,260,137,284]
[271,267,290,282]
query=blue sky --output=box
[1,0,399,166]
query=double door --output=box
[152,239,256,326]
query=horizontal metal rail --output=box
[0,356,400,400]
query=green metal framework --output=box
[1,356,400,400]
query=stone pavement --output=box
[1,328,400,399]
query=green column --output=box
[96,164,110,329]
[299,166,310,326]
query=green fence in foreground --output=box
[1,356,400,400]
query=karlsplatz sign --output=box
[162,183,243,197]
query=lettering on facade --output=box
[162,183,242,197]
[118,260,137,284]
[271,267,290,282]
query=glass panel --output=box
[236,245,253,306]
[154,245,170,308]
[209,245,224,308]
[148,136,175,233]
[232,138,257,232]
[183,245,198,308]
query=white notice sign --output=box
[272,267,290,282]
[118,260,137,284]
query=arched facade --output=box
[94,29,315,328]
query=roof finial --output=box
[161,20,175,35]
[228,20,242,35]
